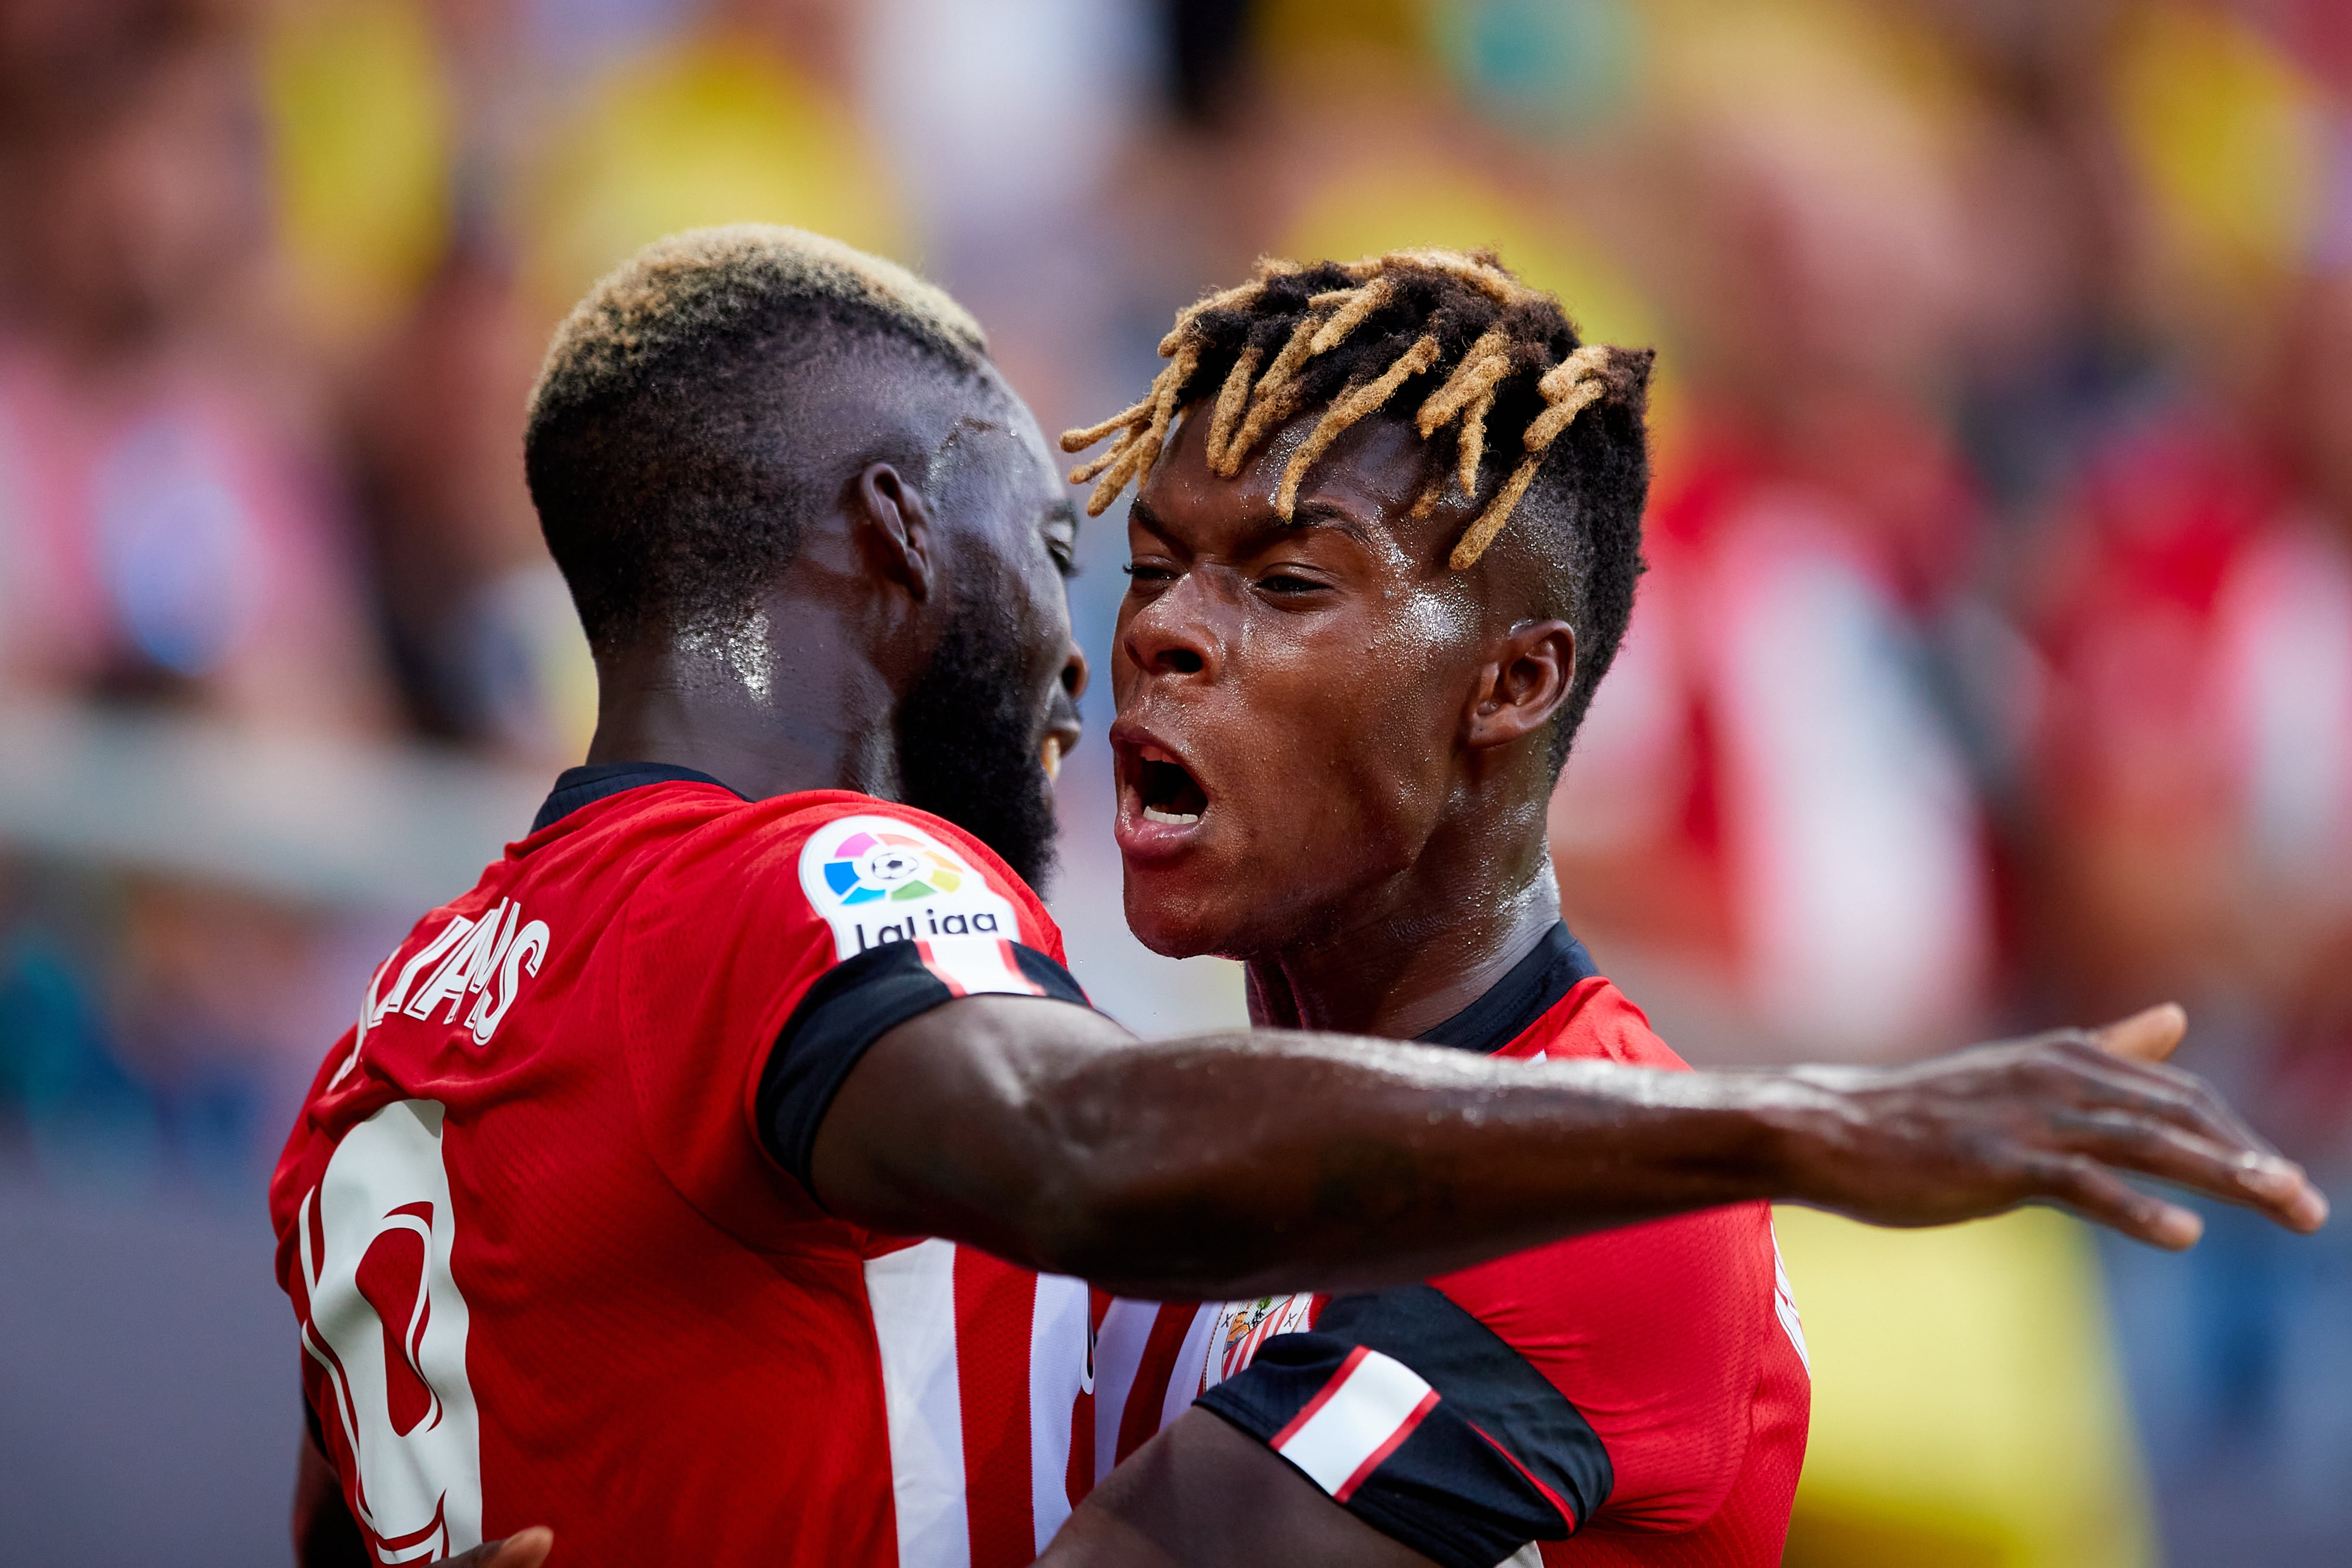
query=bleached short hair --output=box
[529,225,987,423]
[524,226,994,651]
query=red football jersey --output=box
[269,765,1099,1566]
[1093,926,1811,1567]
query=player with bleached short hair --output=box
[276,228,2321,1568]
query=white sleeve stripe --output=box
[1269,1347,1439,1502]
[916,937,1046,999]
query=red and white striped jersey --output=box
[1090,927,1812,1567]
[270,764,1103,1566]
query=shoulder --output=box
[627,790,1064,962]
[1509,975,1688,1072]
[1434,1202,1790,1531]
[1438,1199,1779,1354]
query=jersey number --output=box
[298,1099,483,1562]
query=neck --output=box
[1242,822,1563,1041]
[584,614,903,803]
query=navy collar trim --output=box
[530,762,743,834]
[1415,923,1600,1056]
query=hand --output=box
[1784,1004,2330,1248]
[446,1529,554,1568]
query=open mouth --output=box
[1136,747,1208,824]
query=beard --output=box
[895,593,1061,894]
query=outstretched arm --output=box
[811,1001,2326,1299]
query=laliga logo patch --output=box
[823,829,967,904]
[799,814,1018,959]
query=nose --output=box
[1121,576,1218,681]
[1060,640,1090,704]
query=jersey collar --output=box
[530,761,746,834]
[1415,922,1599,1056]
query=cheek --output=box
[1221,628,1454,862]
[1265,600,1464,788]
[1013,566,1073,706]
[1107,609,1140,706]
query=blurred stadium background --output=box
[1,0,2348,1561]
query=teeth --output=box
[1141,807,1200,825]
[1041,737,1063,782]
[1141,745,1174,764]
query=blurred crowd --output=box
[1,0,2348,1560]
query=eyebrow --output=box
[1125,494,1376,552]
[1285,498,1377,541]
[1127,495,1170,536]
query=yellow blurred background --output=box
[2,0,2349,1561]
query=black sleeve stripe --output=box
[1011,943,1087,1000]
[1194,1284,1613,1568]
[756,938,1091,1186]
[1313,1288,1613,1523]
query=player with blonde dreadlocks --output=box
[1044,250,1804,1566]
[1050,249,2294,1568]
[1064,247,1654,765]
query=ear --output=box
[852,462,936,603]
[1463,620,1576,751]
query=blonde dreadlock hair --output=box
[1061,248,1652,570]
[1064,247,1656,766]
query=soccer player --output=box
[275,228,2319,1567]
[1042,247,1822,1565]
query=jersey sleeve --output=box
[757,933,1088,1183]
[1193,1285,1613,1568]
[618,797,1090,1237]
[1434,1204,1788,1534]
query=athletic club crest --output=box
[1202,1292,1319,1393]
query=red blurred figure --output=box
[1552,95,1995,1065]
[2023,272,2352,1163]
[0,0,386,731]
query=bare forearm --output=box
[813,998,2320,1298]
[987,1028,1795,1296]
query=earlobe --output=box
[854,462,935,602]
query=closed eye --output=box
[1257,571,1328,597]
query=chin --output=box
[1120,865,1248,959]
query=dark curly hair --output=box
[1062,248,1653,768]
